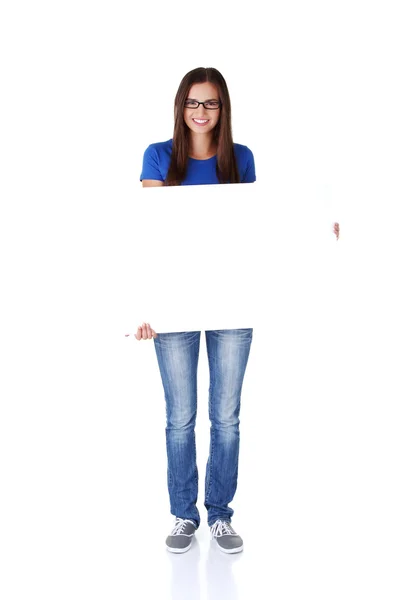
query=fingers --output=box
[333,222,340,240]
[135,323,158,340]
[142,322,149,340]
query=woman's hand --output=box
[135,322,158,340]
[333,222,340,240]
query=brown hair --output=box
[164,67,240,186]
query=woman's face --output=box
[183,82,221,135]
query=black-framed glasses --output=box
[184,99,222,110]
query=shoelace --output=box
[171,518,196,536]
[210,520,237,539]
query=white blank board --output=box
[123,182,339,333]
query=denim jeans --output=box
[153,329,253,528]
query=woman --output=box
[137,67,255,555]
[136,67,341,555]
[140,66,256,186]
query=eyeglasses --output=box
[184,99,221,110]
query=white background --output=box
[1,1,400,599]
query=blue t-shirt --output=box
[140,139,256,185]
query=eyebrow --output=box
[186,98,219,102]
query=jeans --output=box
[153,329,253,528]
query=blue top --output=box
[140,139,256,185]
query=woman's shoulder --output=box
[233,143,256,183]
[141,139,173,181]
[144,139,173,153]
[233,142,254,156]
[233,143,255,166]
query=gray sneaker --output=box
[210,520,244,554]
[166,518,197,553]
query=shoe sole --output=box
[166,540,193,553]
[214,541,244,554]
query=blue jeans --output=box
[153,329,253,528]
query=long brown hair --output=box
[164,67,240,186]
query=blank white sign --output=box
[123,182,339,333]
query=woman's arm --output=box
[242,147,256,183]
[142,180,164,187]
[140,144,164,186]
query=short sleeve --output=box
[140,145,164,182]
[242,148,256,183]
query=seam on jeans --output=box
[205,334,216,503]
[194,429,199,491]
[205,426,214,503]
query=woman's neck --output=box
[188,134,217,160]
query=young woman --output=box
[136,68,340,554]
[137,67,255,555]
[140,66,256,186]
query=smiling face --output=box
[183,82,221,135]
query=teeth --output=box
[194,119,208,123]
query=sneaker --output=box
[166,518,197,553]
[210,520,243,554]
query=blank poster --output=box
[123,182,339,334]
